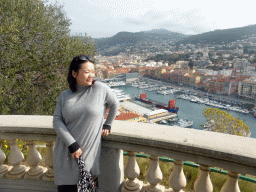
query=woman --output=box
[53,55,119,192]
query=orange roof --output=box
[115,112,141,120]
[105,108,141,120]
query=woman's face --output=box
[72,62,95,86]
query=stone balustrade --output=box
[0,115,256,192]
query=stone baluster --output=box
[24,140,47,180]
[0,146,9,178]
[6,139,27,179]
[220,171,241,192]
[168,160,186,192]
[194,165,213,192]
[142,155,165,192]
[121,151,143,192]
[43,141,55,181]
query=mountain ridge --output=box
[92,24,256,55]
[176,24,256,45]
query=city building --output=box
[238,77,256,99]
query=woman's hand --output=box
[102,129,111,137]
[71,148,82,159]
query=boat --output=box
[108,81,126,87]
[203,121,213,129]
[135,93,179,113]
[168,117,179,122]
[160,119,167,124]
[111,89,131,102]
[178,119,193,127]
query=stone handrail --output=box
[0,115,256,191]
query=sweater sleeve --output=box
[104,85,119,127]
[53,92,77,148]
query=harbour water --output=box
[116,84,256,138]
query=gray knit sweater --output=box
[53,81,119,185]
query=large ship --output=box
[135,93,179,113]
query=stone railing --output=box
[0,115,256,192]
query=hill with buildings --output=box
[93,25,256,56]
[177,24,256,45]
[94,29,188,55]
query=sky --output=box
[45,0,255,39]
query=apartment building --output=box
[208,77,243,95]
[238,77,256,99]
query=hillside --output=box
[177,24,256,45]
[94,29,188,55]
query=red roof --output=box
[115,112,141,120]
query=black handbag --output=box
[77,156,98,192]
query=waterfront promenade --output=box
[142,77,256,106]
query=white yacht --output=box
[160,119,167,124]
[178,119,193,128]
[111,89,131,102]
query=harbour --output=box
[113,82,256,138]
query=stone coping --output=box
[1,115,256,171]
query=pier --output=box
[120,100,176,123]
[148,113,177,123]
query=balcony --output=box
[0,115,256,192]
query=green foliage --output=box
[0,139,28,164]
[202,108,250,137]
[0,0,96,115]
[188,60,193,69]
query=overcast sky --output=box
[45,0,255,38]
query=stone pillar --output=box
[168,160,186,192]
[0,146,9,178]
[220,171,241,192]
[24,140,46,180]
[142,155,165,192]
[194,165,213,192]
[6,139,27,179]
[121,151,143,192]
[99,146,124,192]
[43,141,55,181]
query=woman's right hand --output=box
[71,148,82,159]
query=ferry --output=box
[135,93,179,113]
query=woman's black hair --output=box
[67,55,95,93]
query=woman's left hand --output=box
[102,129,111,137]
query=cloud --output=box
[155,21,208,35]
[123,18,147,26]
